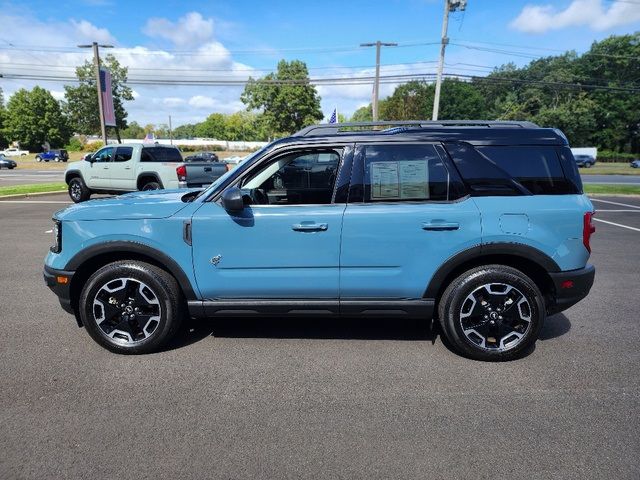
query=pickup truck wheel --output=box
[438,265,544,361]
[79,261,184,354]
[68,177,91,203]
[141,181,161,191]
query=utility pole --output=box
[77,42,114,144]
[432,0,467,121]
[360,41,397,121]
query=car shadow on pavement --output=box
[538,313,572,341]
[164,313,571,353]
[164,316,438,351]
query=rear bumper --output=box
[43,264,75,315]
[547,264,595,315]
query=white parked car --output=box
[2,147,29,156]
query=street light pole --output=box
[432,0,467,121]
[360,41,397,121]
[77,42,114,144]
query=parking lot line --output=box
[590,198,640,209]
[593,218,640,232]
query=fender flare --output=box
[424,242,560,299]
[65,240,197,300]
[64,169,84,184]
[137,172,164,190]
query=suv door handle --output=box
[292,222,328,232]
[422,222,459,231]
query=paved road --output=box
[582,174,640,185]
[0,194,638,479]
[0,169,65,186]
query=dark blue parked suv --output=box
[44,121,595,360]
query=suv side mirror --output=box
[220,187,245,212]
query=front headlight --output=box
[50,219,62,253]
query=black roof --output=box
[276,121,568,147]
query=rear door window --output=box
[355,144,462,202]
[141,147,183,162]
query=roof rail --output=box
[294,120,540,137]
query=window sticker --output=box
[399,160,429,199]
[370,161,399,199]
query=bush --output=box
[177,144,226,152]
[598,150,638,163]
[83,141,103,152]
[65,138,83,152]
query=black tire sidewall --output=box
[79,262,182,354]
[68,178,90,203]
[142,182,160,191]
[440,266,545,361]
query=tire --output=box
[438,265,545,361]
[55,157,60,163]
[35,156,42,162]
[68,177,91,203]
[79,261,184,354]
[585,162,592,168]
[141,181,161,191]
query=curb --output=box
[0,190,67,200]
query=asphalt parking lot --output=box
[0,193,638,479]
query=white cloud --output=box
[143,12,214,47]
[510,0,640,34]
[188,95,217,109]
[71,19,116,44]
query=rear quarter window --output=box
[476,145,579,195]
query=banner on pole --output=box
[100,68,116,127]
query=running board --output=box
[187,299,434,319]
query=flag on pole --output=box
[328,108,337,124]
[143,132,156,143]
[100,68,116,127]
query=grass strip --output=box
[0,183,66,196]
[583,184,640,195]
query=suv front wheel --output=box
[79,261,184,354]
[438,265,545,361]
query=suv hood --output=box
[55,189,194,221]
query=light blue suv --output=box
[44,121,596,360]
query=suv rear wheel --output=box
[438,265,544,361]
[79,261,184,354]
[68,177,91,203]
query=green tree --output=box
[351,104,373,122]
[195,113,226,139]
[173,123,197,139]
[241,59,323,136]
[63,54,134,134]
[4,86,70,150]
[0,87,6,147]
[120,121,145,139]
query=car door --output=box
[110,146,135,190]
[191,146,351,302]
[86,146,114,189]
[339,143,481,302]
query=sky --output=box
[0,0,639,127]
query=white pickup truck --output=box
[2,147,29,156]
[64,143,228,202]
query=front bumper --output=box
[547,264,595,315]
[43,264,75,315]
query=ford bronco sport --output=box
[44,121,595,360]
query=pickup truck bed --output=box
[179,162,228,188]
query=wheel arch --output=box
[425,243,559,308]
[136,173,164,190]
[65,170,83,185]
[66,241,197,317]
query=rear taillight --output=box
[583,211,596,253]
[176,165,186,181]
